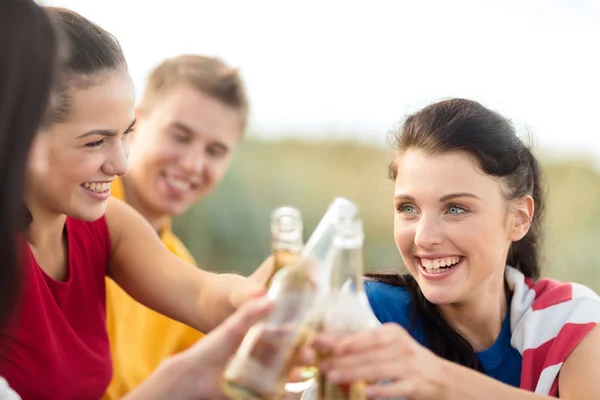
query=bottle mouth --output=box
[330,197,359,220]
[271,206,303,240]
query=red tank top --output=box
[0,216,112,399]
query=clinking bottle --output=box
[221,198,358,400]
[317,218,380,400]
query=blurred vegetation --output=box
[173,138,600,293]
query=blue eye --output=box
[447,205,466,215]
[397,204,417,214]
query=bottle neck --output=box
[331,244,365,294]
[272,237,303,253]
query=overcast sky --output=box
[41,0,600,160]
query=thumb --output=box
[248,255,275,288]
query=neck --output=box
[25,201,67,249]
[121,176,165,233]
[25,198,69,281]
[437,268,508,351]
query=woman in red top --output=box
[0,7,271,399]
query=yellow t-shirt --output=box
[103,178,204,399]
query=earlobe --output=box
[509,195,535,241]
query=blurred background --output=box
[41,0,600,291]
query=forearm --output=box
[441,360,554,400]
[122,353,193,400]
[193,272,246,331]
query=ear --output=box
[508,195,534,241]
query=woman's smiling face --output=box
[392,149,520,305]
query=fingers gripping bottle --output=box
[221,198,359,400]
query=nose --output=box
[102,139,129,177]
[180,148,205,175]
[413,214,444,249]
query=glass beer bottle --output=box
[317,218,380,400]
[267,206,304,288]
[221,198,358,400]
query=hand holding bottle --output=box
[228,255,274,310]
[313,323,444,400]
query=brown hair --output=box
[139,55,249,131]
[44,7,127,123]
[369,98,545,371]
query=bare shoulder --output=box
[104,196,156,250]
[559,323,600,398]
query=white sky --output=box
[40,0,600,159]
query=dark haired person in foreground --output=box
[0,5,271,398]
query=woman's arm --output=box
[122,298,273,400]
[105,197,272,333]
[317,323,600,400]
[439,323,600,400]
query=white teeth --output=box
[82,182,110,193]
[166,176,191,192]
[420,256,461,272]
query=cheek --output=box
[70,155,105,183]
[205,159,230,180]
[148,141,182,166]
[393,217,414,254]
[450,216,505,262]
[46,150,88,183]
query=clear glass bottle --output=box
[267,206,304,288]
[317,218,380,400]
[221,198,358,400]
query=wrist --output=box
[123,353,193,400]
[433,357,455,400]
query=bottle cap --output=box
[271,206,303,243]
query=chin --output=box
[418,285,460,306]
[152,200,186,218]
[68,205,107,222]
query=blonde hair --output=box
[139,55,249,130]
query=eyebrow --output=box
[77,118,136,139]
[394,192,481,202]
[170,121,230,152]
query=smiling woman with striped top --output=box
[313,98,600,400]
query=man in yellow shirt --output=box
[104,55,249,399]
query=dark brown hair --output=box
[369,98,545,371]
[0,0,61,329]
[44,7,127,124]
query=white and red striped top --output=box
[507,266,600,395]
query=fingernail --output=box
[328,370,341,382]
